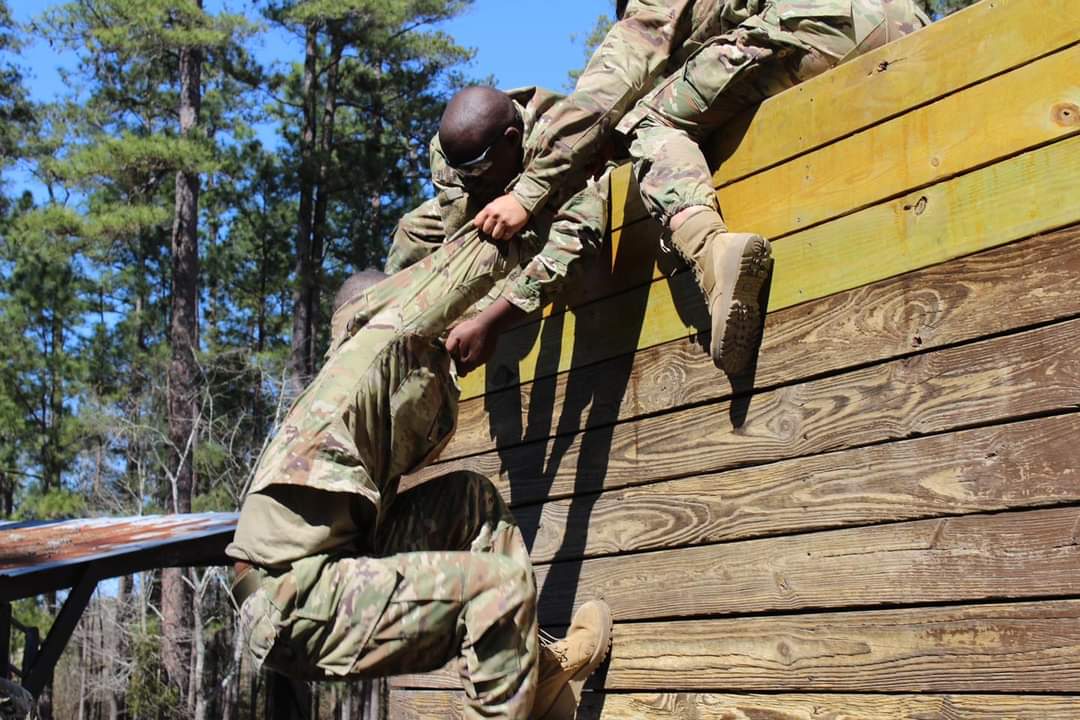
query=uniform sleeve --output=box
[503,170,612,314]
[509,0,689,216]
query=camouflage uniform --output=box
[507,0,928,222]
[231,156,609,720]
[385,86,609,314]
[229,329,539,718]
[618,0,930,223]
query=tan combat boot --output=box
[529,600,613,720]
[669,209,773,374]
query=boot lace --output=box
[539,628,568,666]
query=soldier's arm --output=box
[386,136,471,274]
[478,0,689,239]
[447,171,612,374]
[503,170,611,314]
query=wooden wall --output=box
[391,0,1080,716]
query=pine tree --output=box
[264,0,476,393]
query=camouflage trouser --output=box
[385,190,487,275]
[620,1,924,226]
[239,472,538,720]
[339,174,609,347]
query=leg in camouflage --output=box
[623,2,926,372]
[385,196,448,275]
[625,22,835,373]
[241,472,540,720]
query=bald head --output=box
[333,269,387,314]
[438,86,522,166]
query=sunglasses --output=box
[445,135,501,178]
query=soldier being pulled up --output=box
[229,87,617,720]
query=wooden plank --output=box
[720,44,1080,238]
[606,600,1080,691]
[708,0,1080,187]
[526,413,1080,564]
[533,506,1080,624]
[440,223,1080,461]
[460,132,1080,399]
[416,315,1080,504]
[390,690,1080,720]
[605,0,1080,230]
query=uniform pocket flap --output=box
[776,0,852,20]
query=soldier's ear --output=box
[503,125,522,147]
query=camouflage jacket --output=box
[510,0,928,216]
[427,85,608,314]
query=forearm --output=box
[505,172,611,313]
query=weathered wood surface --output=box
[461,132,1080,398]
[439,224,1080,462]
[392,690,1080,719]
[418,316,1080,504]
[532,506,1080,623]
[706,0,1080,189]
[605,600,1080,691]
[526,413,1080,564]
[396,600,1080,692]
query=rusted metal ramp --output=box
[0,513,236,695]
[391,0,1080,716]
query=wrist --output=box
[483,297,528,334]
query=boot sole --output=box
[710,234,772,374]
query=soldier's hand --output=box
[446,317,496,375]
[474,194,529,241]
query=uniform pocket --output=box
[238,587,282,672]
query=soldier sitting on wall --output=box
[471,0,929,374]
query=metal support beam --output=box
[0,602,10,680]
[23,565,97,696]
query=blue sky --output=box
[8,0,613,104]
[4,0,614,199]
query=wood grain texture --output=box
[532,506,1080,623]
[460,133,1080,398]
[415,317,1080,504]
[440,224,1080,462]
[526,413,1080,564]
[605,600,1080,691]
[394,601,1080,692]
[720,43,1080,240]
[706,0,1080,188]
[390,690,1080,720]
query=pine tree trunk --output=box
[308,30,342,373]
[163,14,203,707]
[289,22,320,397]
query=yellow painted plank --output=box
[708,0,1080,187]
[721,44,1080,239]
[458,132,1080,398]
[605,0,1080,234]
